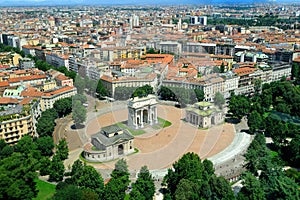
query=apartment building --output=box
[20,85,77,111]
[45,52,69,70]
[0,98,41,145]
[101,73,158,98]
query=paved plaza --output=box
[62,100,238,171]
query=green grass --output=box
[153,117,172,129]
[33,179,56,200]
[124,194,130,200]
[116,122,146,136]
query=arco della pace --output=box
[83,95,158,162]
[127,94,158,129]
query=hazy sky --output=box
[0,0,296,6]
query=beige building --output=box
[83,125,134,162]
[186,102,223,128]
[0,99,41,145]
[101,73,158,99]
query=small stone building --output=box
[83,125,134,162]
[127,94,158,129]
[186,102,224,128]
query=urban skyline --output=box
[1,0,298,6]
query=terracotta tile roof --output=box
[20,87,43,97]
[0,97,19,104]
[0,81,9,87]
[233,67,258,76]
[43,86,75,97]
[8,75,47,83]
[55,74,70,81]
[19,97,35,105]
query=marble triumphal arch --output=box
[127,94,158,129]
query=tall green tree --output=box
[56,139,69,161]
[36,136,54,157]
[164,152,204,198]
[247,111,263,134]
[74,75,86,94]
[96,79,109,98]
[49,155,65,182]
[104,159,130,200]
[194,88,205,102]
[214,91,225,109]
[72,100,87,126]
[237,172,265,200]
[130,166,155,200]
[53,97,72,118]
[229,95,250,119]
[70,160,104,197]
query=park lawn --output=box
[116,122,145,136]
[33,179,56,200]
[152,117,172,129]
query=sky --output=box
[0,0,297,6]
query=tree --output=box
[254,79,262,95]
[52,184,82,200]
[74,75,86,94]
[287,135,300,168]
[164,152,204,198]
[158,86,177,101]
[131,85,154,98]
[194,88,205,102]
[130,166,155,200]
[96,79,109,98]
[72,94,87,104]
[72,100,87,126]
[53,97,72,118]
[71,161,104,197]
[36,136,54,157]
[14,135,37,156]
[39,157,51,176]
[247,111,263,134]
[214,91,225,109]
[174,179,199,200]
[237,172,265,200]
[0,139,13,159]
[229,95,250,119]
[56,139,69,161]
[209,175,235,200]
[220,62,225,73]
[0,153,38,199]
[49,155,65,182]
[36,116,56,137]
[104,159,130,200]
[291,62,300,81]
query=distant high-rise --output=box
[190,16,207,26]
[133,14,139,27]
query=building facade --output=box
[83,125,134,162]
[186,102,223,128]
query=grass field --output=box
[33,179,56,200]
[116,122,146,136]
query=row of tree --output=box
[228,80,300,168]
[240,133,300,199]
[51,158,155,200]
[158,86,205,105]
